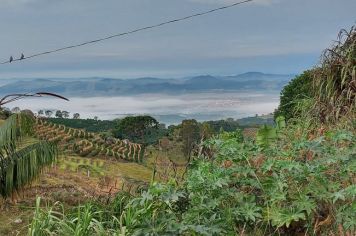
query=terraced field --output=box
[35,119,145,162]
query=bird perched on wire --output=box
[20,53,25,60]
[9,56,13,63]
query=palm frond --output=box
[0,113,34,151]
[0,113,57,198]
[0,141,57,198]
[0,92,69,107]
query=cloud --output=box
[0,0,35,5]
[6,93,279,122]
[187,0,279,6]
[0,0,40,8]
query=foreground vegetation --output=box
[0,113,57,199]
[24,26,356,235]
[0,25,354,235]
[30,123,355,235]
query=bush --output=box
[274,71,313,121]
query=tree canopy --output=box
[113,116,159,145]
[274,71,313,121]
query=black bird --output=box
[20,53,25,60]
[9,56,13,63]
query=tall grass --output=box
[313,26,356,123]
[29,192,132,236]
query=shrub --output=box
[275,71,313,121]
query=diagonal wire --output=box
[0,0,253,65]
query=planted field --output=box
[57,155,152,195]
[59,157,105,176]
[35,119,145,162]
[0,154,153,235]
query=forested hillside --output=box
[48,118,116,133]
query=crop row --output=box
[35,119,145,162]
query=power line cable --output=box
[0,0,253,65]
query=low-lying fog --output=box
[7,92,279,124]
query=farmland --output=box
[0,153,153,235]
[36,119,145,162]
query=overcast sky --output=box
[0,0,355,78]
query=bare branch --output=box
[0,92,69,107]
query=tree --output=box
[21,109,35,118]
[0,108,11,120]
[11,107,21,113]
[0,92,66,199]
[198,122,214,157]
[205,119,240,134]
[73,113,80,119]
[55,110,63,118]
[62,111,70,118]
[179,119,200,158]
[45,110,53,118]
[38,110,44,117]
[200,122,214,141]
[94,116,98,121]
[274,71,313,121]
[0,113,57,198]
[113,116,159,144]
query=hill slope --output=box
[35,119,145,162]
[0,72,293,97]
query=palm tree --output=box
[0,113,58,199]
[0,92,68,199]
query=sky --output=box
[0,0,355,79]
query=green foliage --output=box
[313,26,356,123]
[179,119,200,158]
[256,124,277,149]
[275,115,286,130]
[28,25,356,235]
[276,26,355,125]
[0,108,12,120]
[237,114,275,127]
[36,119,144,162]
[200,122,214,140]
[29,122,356,235]
[219,128,244,143]
[256,116,285,149]
[205,118,241,133]
[113,116,160,145]
[275,71,313,121]
[0,114,57,198]
[55,110,63,118]
[48,118,116,133]
[29,197,110,236]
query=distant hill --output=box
[0,72,293,97]
[237,114,275,127]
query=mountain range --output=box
[0,72,294,97]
